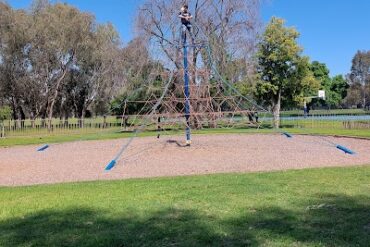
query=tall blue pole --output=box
[183,33,191,146]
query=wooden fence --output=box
[342,121,370,129]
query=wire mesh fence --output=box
[0,116,124,138]
[0,112,369,139]
[279,113,370,130]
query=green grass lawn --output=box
[285,128,370,139]
[1,108,369,148]
[0,129,128,147]
[1,166,370,246]
[280,108,370,116]
[1,125,369,147]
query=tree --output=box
[29,3,96,128]
[135,0,262,128]
[255,17,318,128]
[70,23,124,120]
[348,50,370,109]
[330,75,348,107]
[110,38,166,116]
[344,82,363,108]
[135,0,261,80]
[0,106,12,121]
[0,3,31,125]
[1,0,126,123]
[310,61,348,108]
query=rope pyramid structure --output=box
[122,49,267,143]
[104,22,355,171]
[121,70,266,135]
[119,21,269,142]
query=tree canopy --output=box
[310,61,348,108]
[347,50,370,108]
[255,17,319,128]
[0,0,125,126]
[0,0,366,127]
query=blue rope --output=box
[37,144,49,152]
[105,70,175,171]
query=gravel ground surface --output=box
[1,134,370,187]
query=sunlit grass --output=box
[1,166,369,246]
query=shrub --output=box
[0,106,12,121]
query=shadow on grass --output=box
[279,124,296,129]
[232,194,370,246]
[0,207,249,247]
[0,194,369,246]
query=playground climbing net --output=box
[120,69,267,135]
[103,21,355,171]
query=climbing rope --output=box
[106,20,356,172]
[192,22,355,155]
[105,69,176,170]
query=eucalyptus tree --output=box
[71,23,124,120]
[135,0,261,77]
[1,0,126,124]
[348,50,370,109]
[0,3,31,124]
[27,3,96,127]
[110,37,167,116]
[135,0,261,128]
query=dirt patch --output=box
[1,134,370,186]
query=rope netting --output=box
[104,21,355,170]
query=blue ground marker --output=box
[282,132,293,138]
[37,144,49,152]
[336,145,355,155]
[105,160,117,171]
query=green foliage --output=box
[310,61,330,82]
[0,1,124,120]
[347,50,370,108]
[1,166,370,246]
[110,76,165,116]
[235,81,255,98]
[255,17,319,127]
[110,87,151,116]
[350,50,370,84]
[255,18,318,104]
[309,61,349,108]
[109,37,167,116]
[0,106,12,121]
[330,75,349,104]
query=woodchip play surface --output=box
[1,134,370,187]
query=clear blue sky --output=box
[8,0,370,76]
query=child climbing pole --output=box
[178,4,194,44]
[179,3,193,146]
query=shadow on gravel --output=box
[166,140,190,148]
[0,194,369,246]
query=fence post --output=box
[1,122,4,138]
[103,115,107,129]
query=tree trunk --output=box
[15,108,23,130]
[11,97,17,120]
[272,90,281,129]
[19,106,25,128]
[80,109,87,128]
[30,112,36,128]
[11,97,21,129]
[47,69,68,130]
[363,85,366,110]
[1,122,4,138]
[64,117,69,128]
